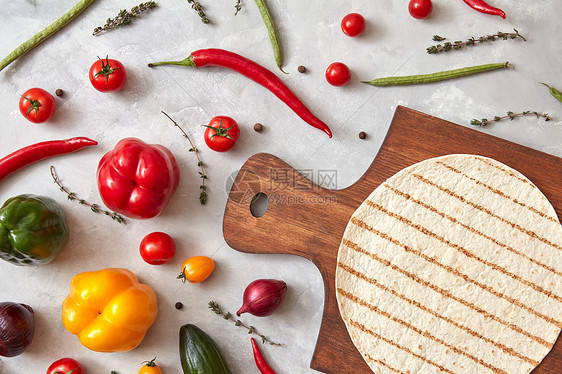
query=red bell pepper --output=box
[97,138,180,219]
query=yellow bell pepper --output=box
[61,268,158,352]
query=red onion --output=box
[237,279,287,317]
[0,302,35,357]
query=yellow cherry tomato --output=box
[62,268,158,352]
[178,256,215,283]
[139,358,162,374]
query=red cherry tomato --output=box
[408,0,433,19]
[203,116,240,152]
[89,56,127,92]
[341,13,366,37]
[47,358,84,374]
[139,232,176,265]
[19,88,56,123]
[325,62,351,86]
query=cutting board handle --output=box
[223,153,341,263]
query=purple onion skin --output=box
[0,302,35,357]
[237,279,287,317]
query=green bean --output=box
[254,0,286,73]
[0,0,96,73]
[539,82,562,103]
[362,62,513,86]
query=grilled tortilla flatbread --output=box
[336,154,562,374]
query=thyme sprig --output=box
[235,0,242,15]
[161,111,208,205]
[427,29,526,54]
[208,301,282,346]
[471,111,552,127]
[187,0,210,24]
[93,2,157,36]
[50,166,126,224]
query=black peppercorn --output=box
[297,65,306,73]
[253,123,263,132]
[359,131,367,139]
[175,302,183,310]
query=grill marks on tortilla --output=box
[477,157,533,186]
[383,183,562,278]
[362,354,406,374]
[351,215,561,328]
[435,160,558,224]
[340,238,551,348]
[335,155,562,374]
[348,319,457,374]
[339,288,510,373]
[411,173,562,251]
[337,261,540,365]
[362,200,562,304]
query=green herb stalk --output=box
[208,301,281,345]
[93,1,157,35]
[0,0,96,72]
[187,0,210,24]
[235,0,242,15]
[471,111,551,126]
[50,165,126,224]
[427,29,526,54]
[161,111,208,205]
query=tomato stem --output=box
[141,357,158,367]
[21,95,41,118]
[202,120,235,140]
[177,271,189,283]
[93,56,121,82]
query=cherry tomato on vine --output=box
[178,256,215,284]
[138,357,163,374]
[139,232,176,265]
[408,0,433,19]
[325,62,351,86]
[89,56,127,92]
[203,116,240,152]
[19,88,56,123]
[47,358,84,374]
[341,13,366,37]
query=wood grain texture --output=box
[222,106,562,374]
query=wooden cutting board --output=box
[222,106,562,374]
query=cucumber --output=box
[179,324,232,374]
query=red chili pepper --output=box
[0,137,97,183]
[250,338,277,374]
[462,0,506,18]
[148,48,332,138]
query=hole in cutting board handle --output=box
[250,193,269,217]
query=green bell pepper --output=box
[0,194,69,266]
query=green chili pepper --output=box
[0,194,69,266]
[0,0,96,72]
[362,62,513,86]
[539,82,562,103]
[254,0,287,73]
